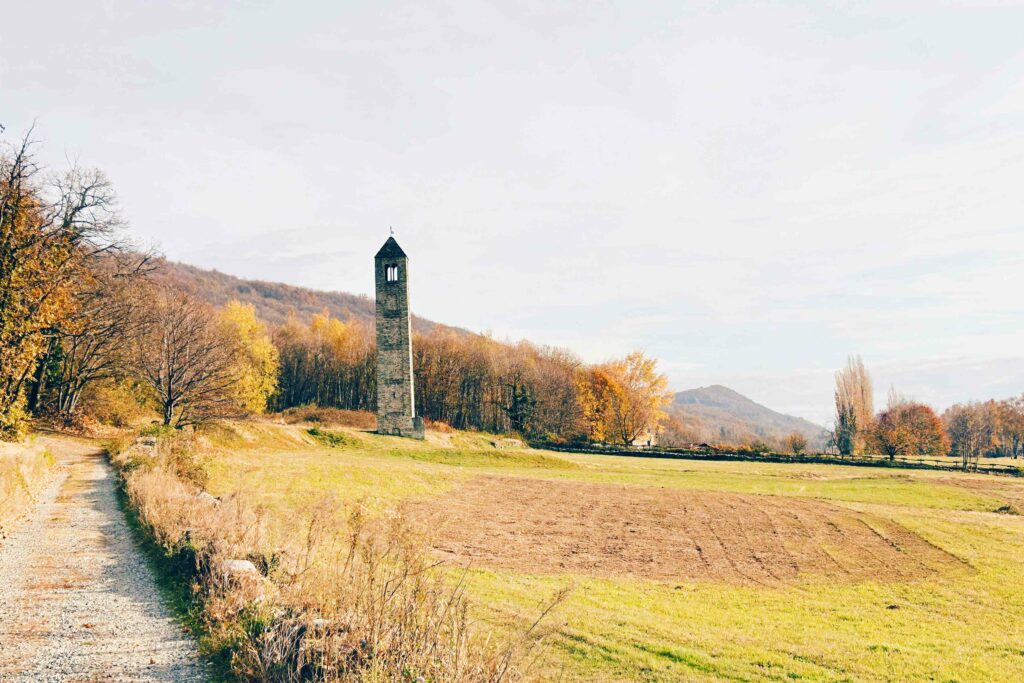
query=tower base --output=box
[377,414,425,440]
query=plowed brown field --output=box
[411,476,964,584]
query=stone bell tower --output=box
[374,236,424,439]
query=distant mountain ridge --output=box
[669,385,827,448]
[155,260,455,333]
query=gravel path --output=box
[0,437,208,682]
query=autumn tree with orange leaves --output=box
[577,351,672,446]
[872,394,948,460]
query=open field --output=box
[198,422,1024,682]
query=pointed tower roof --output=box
[375,236,407,259]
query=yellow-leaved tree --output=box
[576,351,672,446]
[575,366,620,444]
[219,301,279,414]
[605,351,673,446]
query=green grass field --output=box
[201,423,1024,682]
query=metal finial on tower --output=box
[389,225,395,236]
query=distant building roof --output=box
[375,236,407,259]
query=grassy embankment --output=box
[0,437,57,538]
[185,420,1024,682]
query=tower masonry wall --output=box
[374,246,424,439]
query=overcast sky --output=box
[3,1,1023,423]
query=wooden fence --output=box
[532,442,1023,477]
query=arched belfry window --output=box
[386,264,399,282]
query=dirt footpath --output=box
[412,475,965,585]
[0,437,207,682]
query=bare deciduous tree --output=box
[944,402,993,471]
[44,252,153,420]
[135,287,240,427]
[993,396,1024,459]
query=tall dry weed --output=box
[0,441,57,536]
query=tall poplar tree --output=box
[834,355,873,455]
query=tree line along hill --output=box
[162,260,827,450]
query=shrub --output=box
[786,433,808,456]
[140,423,177,438]
[0,399,28,441]
[79,378,154,428]
[422,418,454,433]
[747,440,772,455]
[307,427,350,448]
[101,434,135,458]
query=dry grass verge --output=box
[106,429,563,682]
[0,439,57,539]
[280,407,377,431]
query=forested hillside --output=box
[155,260,450,334]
